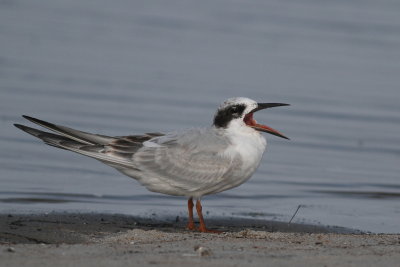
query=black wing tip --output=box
[14,123,26,130]
[22,115,56,128]
[15,116,43,132]
[22,114,36,121]
[14,123,41,137]
[22,115,43,123]
[14,123,31,131]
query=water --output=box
[1,0,399,233]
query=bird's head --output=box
[213,97,289,139]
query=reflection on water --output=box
[1,0,399,233]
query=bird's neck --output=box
[216,124,267,154]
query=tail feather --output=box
[22,115,115,145]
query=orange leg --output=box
[196,199,221,233]
[186,198,196,230]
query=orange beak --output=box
[244,103,290,140]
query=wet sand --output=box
[0,213,399,266]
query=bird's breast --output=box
[225,131,266,176]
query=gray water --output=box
[1,0,399,233]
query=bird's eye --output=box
[230,106,238,113]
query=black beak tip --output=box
[254,103,290,112]
[276,133,290,140]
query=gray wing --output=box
[14,116,163,169]
[132,129,242,194]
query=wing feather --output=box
[132,129,241,194]
[22,115,115,145]
[14,123,136,168]
[15,117,165,170]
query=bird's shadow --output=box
[0,213,362,245]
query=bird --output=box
[14,97,289,233]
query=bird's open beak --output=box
[243,103,290,140]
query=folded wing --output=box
[131,129,242,195]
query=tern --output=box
[14,97,289,233]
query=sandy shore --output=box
[0,213,399,266]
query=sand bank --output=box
[0,213,399,266]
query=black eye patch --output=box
[230,106,238,113]
[213,104,246,128]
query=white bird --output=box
[14,97,289,233]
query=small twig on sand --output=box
[288,205,302,224]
